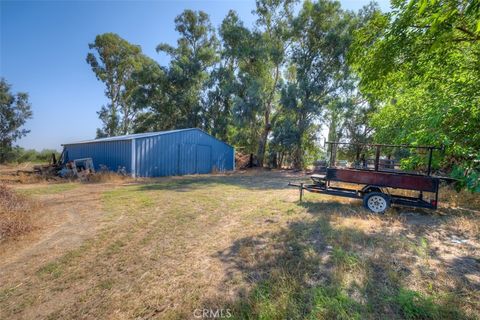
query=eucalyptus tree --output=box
[128,59,170,132]
[251,0,297,167]
[217,10,264,154]
[156,10,219,129]
[87,33,153,137]
[202,10,243,142]
[276,0,355,168]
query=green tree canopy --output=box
[153,10,219,130]
[87,33,155,137]
[351,0,480,165]
[0,78,33,163]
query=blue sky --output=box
[1,0,390,151]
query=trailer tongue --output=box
[289,142,449,213]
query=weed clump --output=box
[85,171,132,183]
[0,183,36,241]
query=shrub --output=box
[1,147,60,164]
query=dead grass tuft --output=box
[85,171,133,184]
[440,186,480,211]
[447,215,480,238]
[0,183,37,241]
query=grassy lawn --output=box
[0,171,479,319]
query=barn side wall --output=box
[134,129,234,177]
[63,140,132,173]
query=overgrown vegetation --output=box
[0,184,35,241]
[351,0,480,191]
[3,147,60,164]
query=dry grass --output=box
[0,184,36,242]
[85,171,133,184]
[440,186,480,211]
[0,170,478,319]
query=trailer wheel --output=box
[363,192,390,214]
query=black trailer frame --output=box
[289,142,446,213]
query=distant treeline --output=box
[2,147,60,164]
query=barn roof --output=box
[62,128,232,148]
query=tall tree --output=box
[87,33,153,137]
[129,60,170,132]
[217,10,263,153]
[251,0,296,167]
[0,79,32,163]
[279,0,355,168]
[155,10,219,129]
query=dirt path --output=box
[0,183,110,282]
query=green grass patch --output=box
[395,289,467,320]
[309,286,363,320]
[102,187,155,219]
[36,243,90,279]
[331,247,361,271]
[19,183,78,196]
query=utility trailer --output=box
[289,142,446,213]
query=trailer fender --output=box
[361,185,384,194]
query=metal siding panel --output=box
[63,140,132,173]
[133,129,234,177]
[196,145,212,174]
[179,144,196,174]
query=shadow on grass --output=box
[204,201,474,319]
[438,255,480,292]
[136,170,309,192]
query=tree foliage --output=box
[87,33,156,137]
[0,78,33,163]
[276,0,356,168]
[351,0,480,189]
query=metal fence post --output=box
[374,145,381,171]
[300,183,304,202]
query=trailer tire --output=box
[363,192,390,214]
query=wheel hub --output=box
[367,195,387,213]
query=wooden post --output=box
[300,183,304,202]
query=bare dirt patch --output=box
[0,182,111,283]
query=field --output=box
[0,169,479,319]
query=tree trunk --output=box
[293,112,307,170]
[292,148,303,170]
[327,114,340,167]
[256,66,279,167]
[256,123,270,168]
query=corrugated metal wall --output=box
[63,129,234,177]
[134,129,234,177]
[63,140,132,172]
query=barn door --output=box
[178,144,196,175]
[196,145,212,174]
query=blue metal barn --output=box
[62,128,235,177]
